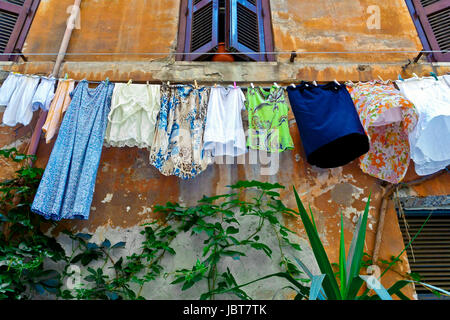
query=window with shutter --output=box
[398,195,450,300]
[406,0,450,62]
[177,0,274,61]
[0,0,40,61]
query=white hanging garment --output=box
[104,83,160,149]
[31,77,56,111]
[444,75,450,88]
[396,76,450,175]
[0,73,22,106]
[2,75,40,127]
[203,86,247,157]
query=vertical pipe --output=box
[27,0,82,158]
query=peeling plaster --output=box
[101,193,114,204]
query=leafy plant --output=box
[292,187,450,300]
[157,180,307,300]
[0,148,65,299]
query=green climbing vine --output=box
[0,148,309,300]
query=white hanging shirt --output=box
[2,74,40,127]
[203,86,247,157]
[31,77,56,111]
[444,75,450,88]
[396,76,450,175]
[0,73,22,106]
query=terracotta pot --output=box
[212,42,235,62]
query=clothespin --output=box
[64,73,68,80]
[194,80,198,89]
[274,82,280,88]
[233,81,237,89]
[147,81,150,86]
[105,77,110,85]
[430,72,438,81]
[127,79,132,85]
[290,83,296,88]
[412,73,419,79]
[214,83,217,88]
[313,80,318,86]
[378,75,384,82]
[167,81,170,86]
[334,79,340,85]
[250,82,255,89]
[398,74,404,81]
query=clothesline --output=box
[5,71,444,90]
[0,50,449,56]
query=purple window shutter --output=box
[412,0,450,62]
[226,0,267,61]
[261,0,275,62]
[0,0,40,62]
[180,0,219,61]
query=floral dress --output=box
[246,86,294,153]
[347,81,418,183]
[149,85,212,180]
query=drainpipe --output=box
[27,0,82,158]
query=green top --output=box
[246,86,294,153]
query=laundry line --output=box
[0,50,449,56]
[4,70,445,91]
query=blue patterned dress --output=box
[149,85,211,180]
[31,80,114,220]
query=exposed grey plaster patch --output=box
[130,149,161,180]
[331,183,355,206]
[178,164,217,206]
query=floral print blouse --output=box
[246,86,294,153]
[347,81,418,183]
[149,85,212,180]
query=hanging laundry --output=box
[347,81,418,183]
[31,80,114,220]
[31,76,56,111]
[287,82,369,168]
[444,75,450,88]
[0,72,22,106]
[149,84,212,180]
[42,79,75,143]
[2,74,40,127]
[203,85,247,157]
[246,85,294,153]
[396,76,450,176]
[104,83,160,149]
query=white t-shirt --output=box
[203,86,247,157]
[396,76,450,176]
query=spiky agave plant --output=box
[292,187,450,300]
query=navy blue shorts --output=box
[287,82,369,168]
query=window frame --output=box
[0,0,40,62]
[176,0,275,62]
[404,0,450,62]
